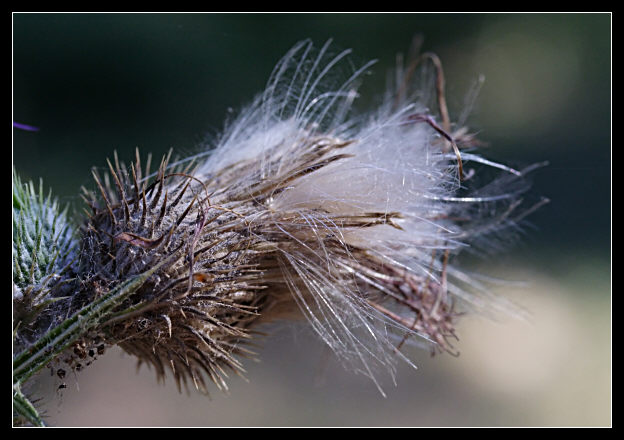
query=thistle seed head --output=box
[22,40,544,397]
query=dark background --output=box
[13,13,611,426]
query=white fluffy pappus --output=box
[172,39,545,394]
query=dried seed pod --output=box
[74,40,543,395]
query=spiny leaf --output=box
[13,386,45,427]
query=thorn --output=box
[130,163,140,214]
[145,153,152,184]
[155,191,168,230]
[135,148,142,182]
[175,196,197,228]
[150,163,165,210]
[140,186,147,229]
[169,179,191,212]
[107,158,130,223]
[91,169,117,227]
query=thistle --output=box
[12,169,77,347]
[13,39,545,424]
[13,170,78,426]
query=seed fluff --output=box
[56,39,544,396]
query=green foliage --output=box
[13,169,79,426]
[12,168,76,290]
[13,385,45,427]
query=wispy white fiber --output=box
[187,39,540,391]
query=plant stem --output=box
[13,262,164,385]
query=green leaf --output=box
[13,385,45,427]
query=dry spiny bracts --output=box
[71,39,543,395]
[73,152,261,392]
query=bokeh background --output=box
[13,13,611,426]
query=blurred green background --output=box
[13,13,611,426]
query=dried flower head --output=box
[14,39,545,403]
